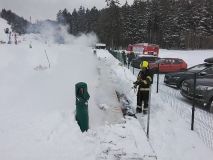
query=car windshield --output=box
[188,64,206,72]
[137,57,158,62]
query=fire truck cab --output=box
[127,43,159,57]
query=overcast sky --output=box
[0,0,134,22]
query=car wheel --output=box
[209,98,213,113]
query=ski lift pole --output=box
[147,85,152,138]
[44,50,51,68]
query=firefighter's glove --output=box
[133,82,137,89]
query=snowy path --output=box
[88,118,157,160]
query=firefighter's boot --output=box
[136,106,142,113]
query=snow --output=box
[159,49,213,67]
[149,91,213,160]
[0,17,213,160]
[0,18,11,43]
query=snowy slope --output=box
[0,18,11,42]
[0,24,152,159]
[0,35,98,159]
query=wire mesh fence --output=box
[153,77,213,150]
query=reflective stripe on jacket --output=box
[139,88,150,91]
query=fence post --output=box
[133,65,134,74]
[156,63,160,93]
[191,73,197,130]
[147,86,152,138]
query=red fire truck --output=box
[127,43,159,57]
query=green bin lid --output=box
[75,82,90,100]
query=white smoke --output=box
[27,21,98,47]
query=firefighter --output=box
[127,51,135,68]
[122,51,127,66]
[133,61,153,114]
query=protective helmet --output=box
[140,61,149,69]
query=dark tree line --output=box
[1,0,213,49]
[0,9,61,35]
[57,0,213,49]
[0,9,30,34]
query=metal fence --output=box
[108,50,124,64]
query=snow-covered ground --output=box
[0,18,213,160]
[0,18,11,43]
[159,49,213,67]
[103,49,213,160]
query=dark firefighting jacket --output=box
[134,69,153,91]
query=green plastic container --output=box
[75,82,90,132]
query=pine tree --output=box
[71,9,79,35]
[85,7,99,33]
[0,9,30,34]
[149,0,161,44]
[77,6,86,33]
[120,1,132,46]
[132,0,149,43]
[97,0,121,48]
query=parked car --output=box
[204,57,213,63]
[131,56,159,69]
[149,58,187,73]
[164,59,213,88]
[180,78,213,113]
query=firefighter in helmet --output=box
[133,61,153,114]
